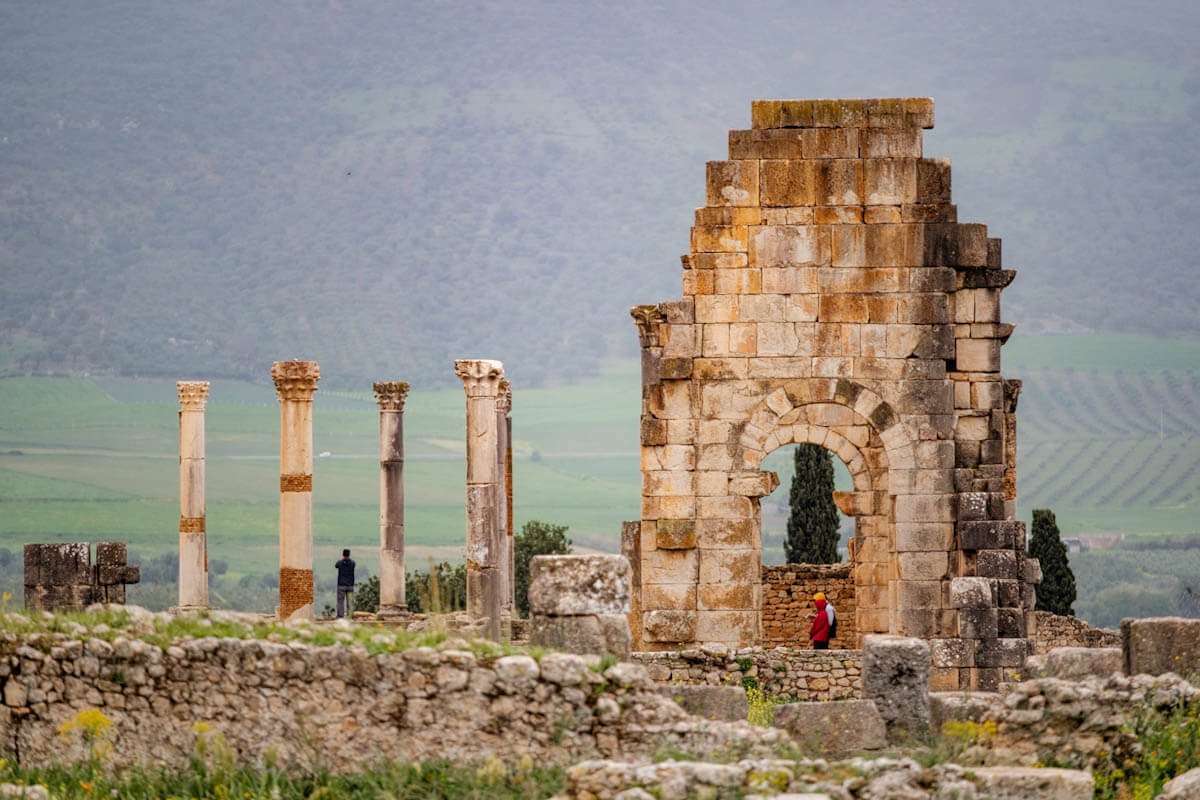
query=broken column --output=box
[505,386,515,606]
[454,358,504,636]
[529,554,632,659]
[496,379,512,611]
[271,359,319,620]
[176,380,210,610]
[373,381,410,618]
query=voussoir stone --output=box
[529,554,631,616]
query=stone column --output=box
[177,381,210,610]
[454,358,504,637]
[373,381,410,618]
[505,395,515,606]
[496,379,512,611]
[271,360,319,620]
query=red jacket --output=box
[809,598,830,643]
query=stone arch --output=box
[733,378,912,643]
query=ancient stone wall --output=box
[0,631,784,771]
[23,543,138,612]
[761,563,856,649]
[633,646,862,701]
[1030,611,1119,655]
[631,98,1035,691]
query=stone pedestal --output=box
[177,381,210,610]
[271,360,319,620]
[454,358,505,638]
[529,554,632,658]
[373,381,410,618]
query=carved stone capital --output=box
[271,360,320,401]
[496,379,512,414]
[177,381,211,410]
[630,304,667,348]
[373,381,411,412]
[454,359,505,397]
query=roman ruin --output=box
[176,380,210,610]
[496,378,512,611]
[271,359,320,620]
[454,358,506,637]
[627,98,1034,691]
[373,380,410,618]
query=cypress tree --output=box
[1028,508,1076,616]
[784,443,841,564]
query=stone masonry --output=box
[630,98,1035,691]
[23,543,139,611]
[761,563,856,649]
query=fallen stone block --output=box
[862,634,931,742]
[1029,647,1122,680]
[972,766,1092,799]
[1162,766,1200,799]
[929,691,1000,731]
[1122,616,1200,677]
[773,699,886,758]
[530,613,631,659]
[529,555,631,616]
[657,685,747,721]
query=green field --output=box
[1,334,1197,623]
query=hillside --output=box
[2,1,1199,386]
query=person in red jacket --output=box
[809,595,831,650]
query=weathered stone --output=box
[1162,766,1200,799]
[950,577,995,609]
[929,691,999,730]
[1023,647,1121,681]
[272,360,319,621]
[658,685,748,721]
[972,766,1093,799]
[530,614,631,659]
[862,635,931,741]
[774,699,886,757]
[529,555,631,616]
[643,610,697,643]
[1122,616,1200,676]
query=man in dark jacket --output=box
[335,549,355,618]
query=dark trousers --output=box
[813,640,829,650]
[336,586,353,618]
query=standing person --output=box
[335,549,355,619]
[809,593,831,650]
[816,591,837,643]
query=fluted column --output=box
[374,381,410,618]
[496,379,511,611]
[177,381,210,610]
[271,360,319,620]
[454,358,504,637]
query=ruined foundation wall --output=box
[761,563,856,649]
[1031,611,1119,655]
[634,647,862,702]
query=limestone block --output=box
[643,548,698,585]
[694,609,758,642]
[959,520,1022,550]
[894,522,954,552]
[958,491,988,521]
[659,685,748,721]
[950,577,996,609]
[705,161,758,207]
[974,637,1027,669]
[1162,767,1200,799]
[729,128,805,159]
[530,614,631,659]
[749,225,827,267]
[95,541,126,567]
[695,518,755,549]
[528,555,631,616]
[728,471,778,497]
[691,225,748,253]
[862,635,931,741]
[916,158,951,204]
[759,160,816,207]
[1024,557,1043,585]
[655,519,696,550]
[862,128,922,158]
[930,638,974,669]
[804,127,860,157]
[997,608,1026,638]
[1122,616,1200,676]
[959,608,999,639]
[971,767,1093,800]
[864,205,902,223]
[643,610,697,643]
[697,581,756,610]
[830,225,864,266]
[813,159,863,206]
[976,550,1019,580]
[774,700,887,758]
[929,691,999,730]
[641,582,695,610]
[957,339,1001,372]
[1033,647,1122,680]
[862,159,917,205]
[897,552,948,581]
[698,548,757,585]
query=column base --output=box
[169,605,208,615]
[377,605,411,620]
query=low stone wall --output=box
[633,646,862,701]
[761,563,856,649]
[1031,611,1119,655]
[0,630,786,771]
